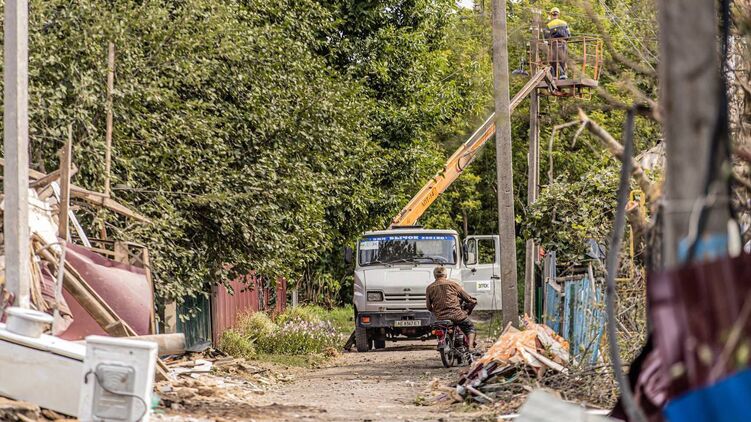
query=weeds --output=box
[219,305,349,366]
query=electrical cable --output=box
[84,368,149,422]
[606,107,647,422]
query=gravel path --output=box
[254,343,489,422]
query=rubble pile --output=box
[0,397,75,422]
[422,317,616,416]
[157,353,293,415]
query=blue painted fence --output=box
[543,266,605,364]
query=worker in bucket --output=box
[426,266,478,350]
[545,7,571,79]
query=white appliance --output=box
[78,335,157,422]
[0,318,86,416]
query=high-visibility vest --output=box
[546,18,570,38]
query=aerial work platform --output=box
[531,35,603,98]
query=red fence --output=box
[211,272,287,345]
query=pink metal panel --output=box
[211,272,260,345]
[59,242,152,340]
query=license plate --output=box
[394,320,421,327]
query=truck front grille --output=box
[384,293,426,302]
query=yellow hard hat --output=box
[550,7,560,14]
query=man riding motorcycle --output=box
[425,266,478,350]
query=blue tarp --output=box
[664,368,751,422]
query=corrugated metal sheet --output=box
[211,273,288,345]
[212,273,260,346]
[177,294,212,349]
[542,252,562,333]
[544,281,563,333]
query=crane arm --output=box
[390,67,551,228]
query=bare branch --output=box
[577,109,656,201]
[579,0,657,78]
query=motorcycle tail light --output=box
[432,329,444,337]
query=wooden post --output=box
[491,0,519,327]
[3,0,31,308]
[58,125,73,240]
[658,0,729,266]
[141,248,156,334]
[104,42,115,197]
[163,301,177,334]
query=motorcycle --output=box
[431,301,475,368]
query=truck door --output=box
[461,235,502,311]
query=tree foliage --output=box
[1,0,664,307]
[3,0,492,305]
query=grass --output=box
[219,305,352,367]
[472,314,505,341]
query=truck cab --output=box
[352,228,501,352]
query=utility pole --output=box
[3,0,30,308]
[491,0,519,327]
[524,11,542,318]
[659,0,729,266]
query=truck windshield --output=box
[358,235,457,266]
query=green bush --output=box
[220,309,343,357]
[235,312,277,340]
[218,329,256,359]
[275,306,324,326]
[267,317,341,355]
[276,305,354,335]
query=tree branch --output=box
[577,109,656,201]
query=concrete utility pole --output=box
[524,11,542,318]
[491,0,519,327]
[659,0,729,266]
[3,0,30,308]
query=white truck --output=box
[352,228,501,352]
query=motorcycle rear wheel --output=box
[440,346,454,368]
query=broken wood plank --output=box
[58,126,73,240]
[0,159,152,223]
[28,164,77,189]
[70,186,152,223]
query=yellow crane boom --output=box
[391,67,553,227]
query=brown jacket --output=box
[425,277,477,322]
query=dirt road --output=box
[253,343,489,422]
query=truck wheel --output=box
[355,326,371,352]
[373,339,386,349]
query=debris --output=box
[474,317,569,372]
[515,390,617,422]
[420,316,616,415]
[171,359,214,376]
[0,397,40,421]
[157,356,290,417]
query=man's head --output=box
[549,7,560,18]
[433,266,448,279]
